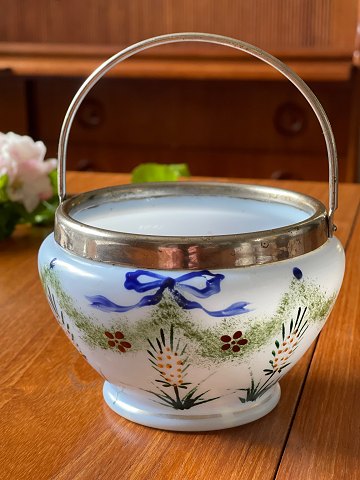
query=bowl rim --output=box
[54,181,329,270]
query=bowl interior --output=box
[72,194,310,237]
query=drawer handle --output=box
[77,98,104,129]
[274,102,307,136]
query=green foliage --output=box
[0,202,20,240]
[15,196,58,226]
[131,163,190,183]
[147,384,219,410]
[238,374,277,403]
[0,175,9,202]
[0,172,58,239]
[48,169,58,195]
[42,267,335,368]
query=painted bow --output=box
[86,270,250,317]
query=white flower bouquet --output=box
[0,132,58,239]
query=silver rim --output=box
[55,182,328,270]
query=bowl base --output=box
[103,381,281,431]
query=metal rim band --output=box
[57,32,338,236]
[54,182,329,270]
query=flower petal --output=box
[233,331,243,339]
[221,335,231,343]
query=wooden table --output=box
[1,172,360,480]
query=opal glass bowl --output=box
[38,32,344,431]
[38,184,344,431]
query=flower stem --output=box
[174,385,182,406]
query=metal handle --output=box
[58,32,338,236]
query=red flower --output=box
[221,331,248,352]
[104,331,131,352]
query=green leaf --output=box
[16,196,59,227]
[0,174,9,203]
[0,202,20,240]
[131,163,190,183]
[49,170,58,195]
[0,169,58,237]
[0,174,8,189]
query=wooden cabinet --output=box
[0,76,27,135]
[0,0,359,181]
[0,0,357,54]
[32,77,352,181]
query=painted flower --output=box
[221,331,248,352]
[264,307,308,376]
[147,327,189,388]
[147,326,219,410]
[0,131,57,212]
[154,347,186,387]
[268,332,299,374]
[104,331,131,352]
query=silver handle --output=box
[58,32,338,236]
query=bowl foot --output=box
[103,381,281,431]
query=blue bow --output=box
[86,270,250,317]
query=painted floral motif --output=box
[47,287,74,340]
[149,329,188,388]
[104,331,131,352]
[86,269,250,317]
[239,375,277,404]
[61,312,74,342]
[239,306,309,403]
[47,286,59,316]
[264,307,308,376]
[41,265,335,367]
[221,331,248,352]
[146,325,219,409]
[40,260,339,412]
[47,286,86,357]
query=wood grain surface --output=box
[1,0,358,80]
[0,0,357,52]
[0,53,353,81]
[0,173,359,480]
[276,206,360,478]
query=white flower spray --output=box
[0,132,57,239]
[0,132,57,212]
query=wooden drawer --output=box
[0,76,27,134]
[34,77,351,180]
